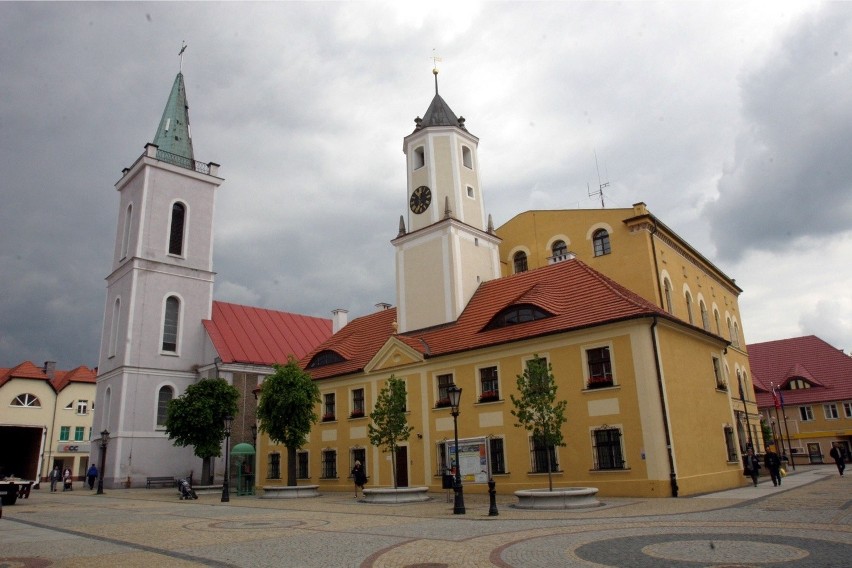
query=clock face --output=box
[409,185,432,214]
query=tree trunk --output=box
[287,446,297,486]
[546,449,554,491]
[390,443,398,489]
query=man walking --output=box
[49,466,61,492]
[829,444,846,477]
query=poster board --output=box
[447,436,489,483]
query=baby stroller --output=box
[178,477,198,500]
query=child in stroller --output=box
[178,477,198,500]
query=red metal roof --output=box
[749,335,852,407]
[0,361,96,392]
[302,259,704,380]
[204,301,333,366]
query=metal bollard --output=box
[488,478,498,516]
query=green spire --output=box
[153,72,194,160]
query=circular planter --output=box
[361,486,430,504]
[260,485,320,499]
[514,487,601,510]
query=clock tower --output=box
[392,69,501,333]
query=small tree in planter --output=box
[510,356,567,491]
[256,358,321,486]
[368,375,413,489]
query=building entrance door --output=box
[395,446,408,487]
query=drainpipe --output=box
[649,220,665,308]
[650,317,679,497]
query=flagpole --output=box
[770,383,787,460]
[738,373,754,451]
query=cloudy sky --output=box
[2,1,851,370]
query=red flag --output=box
[773,387,781,409]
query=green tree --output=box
[256,358,321,486]
[165,378,240,483]
[510,355,568,491]
[368,375,413,489]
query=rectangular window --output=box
[323,393,336,421]
[712,357,726,390]
[723,426,738,462]
[351,448,367,479]
[297,451,309,479]
[436,373,454,407]
[267,453,281,480]
[59,426,70,441]
[479,366,499,402]
[351,389,365,418]
[529,435,559,473]
[489,437,506,475]
[844,402,852,418]
[799,406,814,421]
[76,400,88,415]
[592,427,625,470]
[74,426,85,441]
[321,449,337,479]
[586,347,613,389]
[436,441,449,475]
[823,404,839,420]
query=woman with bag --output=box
[743,448,761,487]
[764,445,782,486]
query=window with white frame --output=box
[466,185,474,198]
[844,402,852,418]
[685,292,694,324]
[824,403,840,420]
[799,406,814,421]
[76,400,88,415]
[479,366,499,402]
[12,393,41,407]
[712,357,726,390]
[462,145,473,168]
[350,389,365,418]
[321,449,337,478]
[663,279,674,314]
[162,295,180,352]
[513,251,528,273]
[592,229,611,256]
[700,300,710,331]
[592,426,625,470]
[168,202,186,256]
[436,373,454,408]
[121,203,133,260]
[59,426,70,441]
[586,347,613,389]
[529,435,559,473]
[74,426,85,441]
[156,386,173,427]
[413,146,425,169]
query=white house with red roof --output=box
[749,335,852,465]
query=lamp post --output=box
[447,383,465,515]
[221,415,233,503]
[96,429,109,495]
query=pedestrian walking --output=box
[764,445,782,486]
[829,444,846,477]
[62,467,73,491]
[352,460,367,498]
[49,466,61,492]
[86,464,98,490]
[743,448,761,487]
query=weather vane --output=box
[431,49,443,94]
[179,41,188,73]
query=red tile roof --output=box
[204,301,333,366]
[749,335,852,406]
[302,259,710,380]
[0,361,96,392]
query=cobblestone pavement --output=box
[1,465,849,567]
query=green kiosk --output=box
[230,443,256,496]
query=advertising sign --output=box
[447,437,489,483]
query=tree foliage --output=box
[510,355,567,491]
[165,377,240,460]
[368,375,413,488]
[256,357,321,485]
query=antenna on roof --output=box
[178,41,188,73]
[431,49,442,95]
[587,150,610,208]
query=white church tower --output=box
[93,70,223,487]
[392,68,501,333]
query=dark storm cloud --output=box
[705,4,852,261]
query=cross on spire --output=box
[431,49,442,95]
[179,41,188,73]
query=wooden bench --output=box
[145,476,176,488]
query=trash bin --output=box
[442,474,454,489]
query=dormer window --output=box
[413,146,425,170]
[308,350,346,368]
[484,304,551,330]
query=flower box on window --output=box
[349,410,365,419]
[321,413,335,422]
[715,380,728,391]
[435,398,451,408]
[587,375,614,389]
[478,390,500,403]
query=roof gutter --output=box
[651,316,679,497]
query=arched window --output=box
[120,203,132,260]
[484,304,551,330]
[733,322,741,347]
[12,393,41,407]
[462,146,473,169]
[109,298,121,358]
[592,229,611,256]
[513,251,528,274]
[685,292,694,324]
[727,317,735,342]
[663,278,673,314]
[700,300,710,331]
[168,202,186,256]
[162,295,180,352]
[551,240,568,259]
[307,350,346,368]
[714,309,721,335]
[156,386,174,427]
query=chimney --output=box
[43,361,56,379]
[375,303,391,311]
[332,309,349,333]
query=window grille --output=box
[592,426,625,470]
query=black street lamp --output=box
[96,429,109,495]
[222,415,233,503]
[447,383,465,515]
